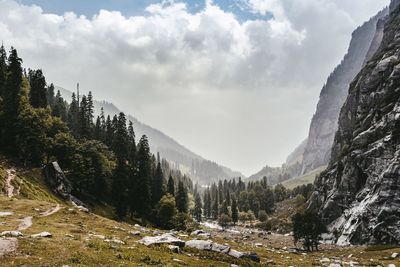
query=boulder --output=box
[31,232,52,238]
[129,231,141,236]
[43,162,72,199]
[139,233,185,247]
[185,239,213,250]
[211,243,230,253]
[168,245,181,253]
[240,252,260,262]
[104,238,125,245]
[190,230,211,238]
[0,231,23,237]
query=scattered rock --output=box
[185,239,213,250]
[328,264,341,267]
[387,264,396,267]
[320,257,331,264]
[168,245,181,253]
[0,231,23,237]
[31,232,52,238]
[211,243,230,254]
[139,233,185,247]
[104,238,125,245]
[391,252,398,259]
[0,212,13,217]
[0,238,18,257]
[88,234,105,240]
[129,231,141,236]
[190,230,211,238]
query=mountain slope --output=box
[56,87,244,184]
[300,8,389,175]
[308,1,400,245]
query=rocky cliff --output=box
[301,9,389,175]
[308,2,400,245]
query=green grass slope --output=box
[281,166,327,189]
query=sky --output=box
[1,0,390,176]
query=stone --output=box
[185,240,212,250]
[328,264,342,267]
[139,233,185,247]
[43,162,72,199]
[31,232,52,238]
[320,258,331,263]
[391,252,398,259]
[168,245,181,253]
[240,252,260,262]
[387,264,396,267]
[104,238,125,245]
[211,243,230,253]
[0,231,23,237]
[0,212,13,217]
[129,231,141,236]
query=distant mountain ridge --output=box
[56,86,245,185]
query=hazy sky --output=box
[1,0,389,175]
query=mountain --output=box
[300,8,389,175]
[56,87,244,184]
[308,1,400,245]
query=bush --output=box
[258,210,268,222]
[255,220,272,231]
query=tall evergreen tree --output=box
[167,175,175,196]
[52,90,67,121]
[194,192,202,222]
[212,192,219,219]
[28,69,47,108]
[231,198,238,224]
[151,152,165,206]
[136,135,152,216]
[0,44,7,98]
[3,47,23,150]
[176,180,188,213]
[46,83,55,107]
[111,113,130,219]
[67,92,79,136]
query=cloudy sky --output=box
[0,0,389,175]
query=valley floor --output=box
[0,195,399,266]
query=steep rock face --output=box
[301,9,389,175]
[308,4,400,245]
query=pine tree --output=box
[212,192,219,219]
[231,198,238,224]
[28,69,47,108]
[111,113,130,219]
[46,83,55,107]
[194,192,202,222]
[151,152,165,206]
[52,90,67,121]
[167,175,175,196]
[87,91,94,128]
[176,180,188,213]
[3,47,23,151]
[94,116,102,140]
[204,188,211,218]
[105,115,113,146]
[67,92,79,136]
[136,135,152,216]
[0,44,7,99]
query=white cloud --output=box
[0,0,389,175]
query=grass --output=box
[1,159,399,266]
[281,165,327,189]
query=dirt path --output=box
[0,238,17,257]
[5,169,16,198]
[17,216,33,231]
[40,204,62,217]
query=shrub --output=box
[292,211,327,251]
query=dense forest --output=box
[0,45,315,231]
[0,45,195,229]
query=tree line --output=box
[0,45,194,229]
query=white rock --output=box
[139,233,185,247]
[320,257,331,263]
[0,231,23,237]
[0,212,13,217]
[391,253,398,259]
[129,231,141,236]
[387,264,396,267]
[31,232,52,238]
[328,264,341,267]
[168,245,181,253]
[185,239,213,250]
[211,243,230,253]
[104,238,125,245]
